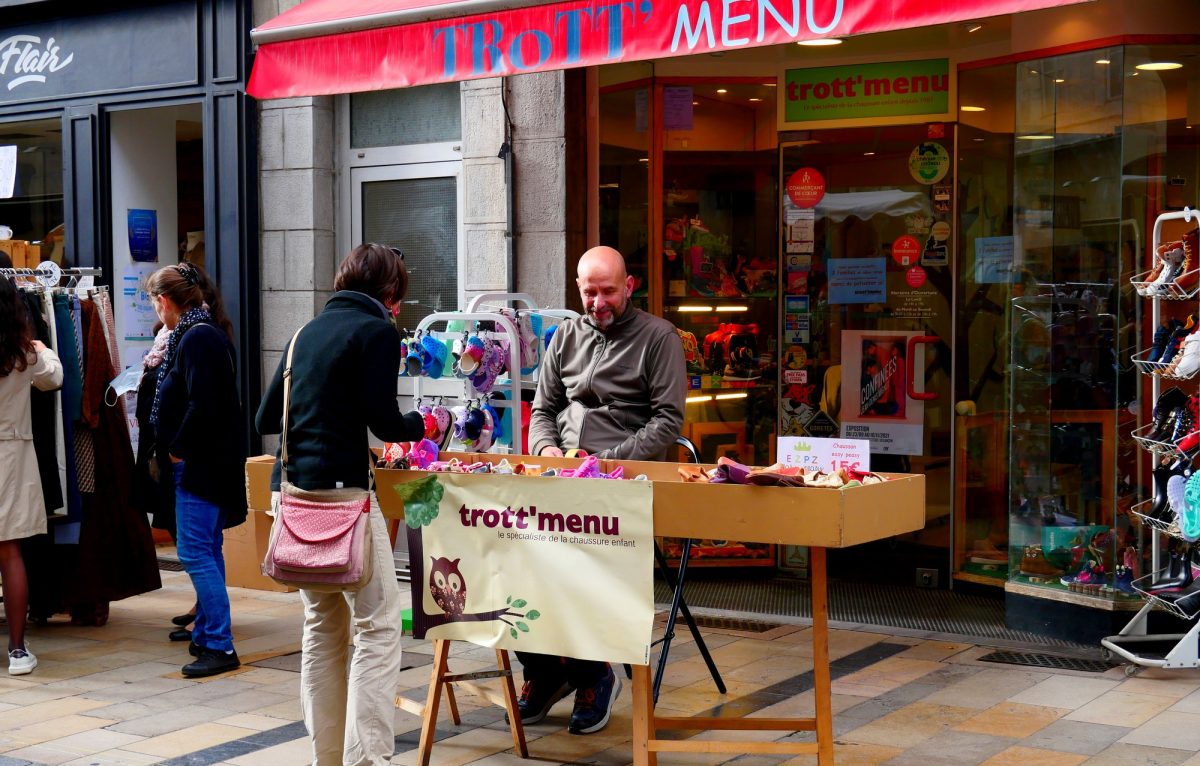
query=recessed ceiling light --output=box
[863,151,875,156]
[749,97,762,102]
[960,105,986,112]
[1096,59,1111,65]
[765,82,777,87]
[1018,135,1055,140]
[965,23,984,33]
[692,100,698,105]
[1054,78,1065,83]
[1136,62,1183,71]
[972,138,985,142]
[638,157,649,162]
[798,38,842,46]
[1029,69,1039,75]
[716,88,727,94]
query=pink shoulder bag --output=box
[262,325,374,592]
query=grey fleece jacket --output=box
[528,305,686,461]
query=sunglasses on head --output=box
[389,246,404,262]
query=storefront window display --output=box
[0,118,64,267]
[999,43,1200,606]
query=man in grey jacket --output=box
[517,245,685,734]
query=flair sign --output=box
[785,59,948,122]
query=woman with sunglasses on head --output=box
[0,274,62,675]
[145,262,246,678]
[256,243,425,766]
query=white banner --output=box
[405,473,655,666]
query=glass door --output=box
[780,125,955,584]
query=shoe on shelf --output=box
[1019,546,1062,578]
[568,665,622,735]
[182,649,240,678]
[7,647,36,676]
[512,677,572,725]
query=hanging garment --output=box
[23,291,63,514]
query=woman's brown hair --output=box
[0,274,34,377]
[145,262,235,341]
[334,243,408,306]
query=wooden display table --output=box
[371,454,925,765]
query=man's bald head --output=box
[577,246,634,331]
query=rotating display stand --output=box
[1103,208,1200,675]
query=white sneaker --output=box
[8,647,37,675]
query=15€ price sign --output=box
[777,437,871,474]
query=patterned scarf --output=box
[149,306,212,428]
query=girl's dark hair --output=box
[0,275,34,377]
[145,262,235,341]
[334,243,408,305]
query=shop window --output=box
[350,83,461,148]
[0,118,64,267]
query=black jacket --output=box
[255,291,425,491]
[155,321,248,525]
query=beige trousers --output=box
[293,500,404,766]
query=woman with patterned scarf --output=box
[146,263,247,678]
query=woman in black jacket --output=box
[147,263,246,679]
[256,243,424,766]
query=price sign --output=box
[777,436,871,474]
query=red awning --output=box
[248,0,1090,99]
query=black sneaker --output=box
[182,649,240,678]
[515,677,572,724]
[568,665,621,735]
[188,640,203,657]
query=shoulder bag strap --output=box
[280,325,306,486]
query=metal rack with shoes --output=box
[1103,208,1200,675]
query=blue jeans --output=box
[173,461,234,652]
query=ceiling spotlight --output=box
[765,82,777,87]
[863,151,875,156]
[960,105,986,112]
[638,157,649,162]
[965,23,984,33]
[972,138,985,142]
[798,38,843,46]
[716,88,727,94]
[1136,62,1183,71]
[1018,135,1055,140]
[1054,78,1065,83]
[749,97,762,102]
[1096,59,1111,65]
[692,100,698,105]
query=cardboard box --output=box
[246,454,276,511]
[372,452,925,549]
[0,239,26,268]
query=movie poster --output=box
[839,330,925,455]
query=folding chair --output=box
[641,436,727,704]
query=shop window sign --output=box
[784,60,949,122]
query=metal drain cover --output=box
[689,615,783,633]
[157,558,184,572]
[978,650,1115,673]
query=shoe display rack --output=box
[396,293,578,454]
[1103,208,1200,676]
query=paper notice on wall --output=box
[839,329,925,455]
[0,145,15,199]
[785,204,815,254]
[123,263,157,341]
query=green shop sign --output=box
[784,59,949,123]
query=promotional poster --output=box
[839,329,925,455]
[401,474,655,665]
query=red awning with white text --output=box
[248,0,1091,98]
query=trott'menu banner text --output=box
[399,473,655,666]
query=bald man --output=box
[518,246,685,735]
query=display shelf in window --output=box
[1132,573,1200,621]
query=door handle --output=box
[907,335,940,401]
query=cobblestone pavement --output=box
[2,568,1200,765]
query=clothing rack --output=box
[2,265,104,290]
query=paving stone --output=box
[1020,719,1132,756]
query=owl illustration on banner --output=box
[429,556,467,616]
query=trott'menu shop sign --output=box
[784,59,949,122]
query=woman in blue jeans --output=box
[147,263,247,678]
